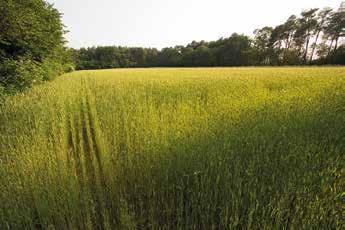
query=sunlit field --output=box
[1,67,344,229]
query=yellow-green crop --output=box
[1,67,344,229]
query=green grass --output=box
[0,67,344,229]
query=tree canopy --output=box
[0,0,73,93]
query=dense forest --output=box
[75,5,345,69]
[0,1,344,95]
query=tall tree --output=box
[309,8,333,62]
[253,27,273,65]
[282,16,297,51]
[269,25,286,64]
[297,8,319,63]
[325,10,345,52]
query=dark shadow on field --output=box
[114,90,345,229]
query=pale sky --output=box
[47,0,342,49]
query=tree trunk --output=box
[277,41,282,65]
[287,36,293,50]
[309,30,321,62]
[283,37,289,61]
[298,44,303,58]
[303,36,310,63]
[334,36,339,52]
[328,38,334,56]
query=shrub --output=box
[0,57,44,93]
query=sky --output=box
[47,0,343,49]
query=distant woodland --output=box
[0,1,344,94]
[74,6,345,69]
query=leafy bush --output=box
[41,58,64,81]
[0,0,73,94]
[328,46,345,65]
[0,57,44,92]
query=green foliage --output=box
[282,50,301,65]
[1,67,344,229]
[0,0,64,60]
[75,46,158,69]
[329,46,345,64]
[0,0,73,94]
[0,57,44,92]
[75,34,253,69]
[316,45,345,65]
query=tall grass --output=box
[0,67,344,229]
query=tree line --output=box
[0,1,344,96]
[74,4,345,70]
